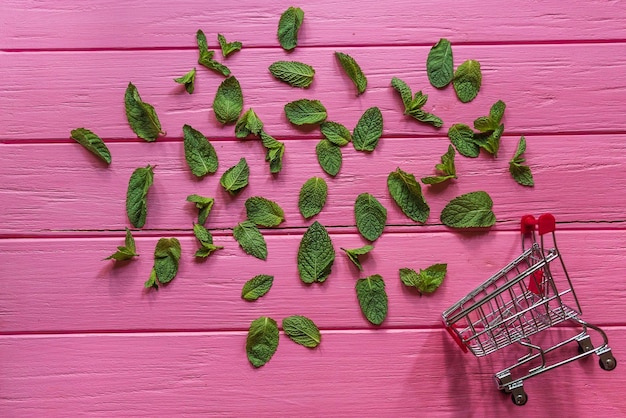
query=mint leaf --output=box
[341,245,374,271]
[453,59,482,103]
[298,177,327,219]
[233,220,267,260]
[352,107,383,152]
[144,268,158,290]
[441,191,496,228]
[387,168,429,223]
[246,316,279,368]
[193,223,223,258]
[220,157,249,194]
[269,61,315,88]
[245,196,285,227]
[320,121,351,146]
[197,29,230,76]
[241,275,274,301]
[217,33,242,58]
[297,221,335,283]
[183,124,218,177]
[124,82,164,142]
[509,136,534,187]
[277,7,304,51]
[390,77,413,108]
[335,51,367,96]
[406,108,443,128]
[235,109,264,139]
[354,193,387,241]
[70,128,112,164]
[316,139,342,177]
[474,100,506,132]
[448,123,479,158]
[284,99,327,125]
[399,264,447,295]
[104,228,138,261]
[390,79,443,128]
[422,145,457,185]
[427,38,454,88]
[213,76,243,124]
[474,124,504,156]
[282,315,321,348]
[260,131,285,174]
[174,68,196,94]
[186,194,214,225]
[126,165,154,228]
[355,274,388,325]
[153,237,181,284]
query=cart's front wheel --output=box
[511,391,528,406]
[599,355,617,371]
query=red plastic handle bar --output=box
[538,213,556,235]
[445,324,468,353]
[521,215,537,234]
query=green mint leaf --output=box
[474,100,506,133]
[335,52,367,96]
[213,76,243,124]
[298,177,328,219]
[355,274,388,325]
[153,238,181,284]
[235,109,264,139]
[316,139,342,177]
[282,315,321,348]
[246,316,279,368]
[277,7,304,51]
[70,128,112,164]
[474,124,504,156]
[269,61,315,88]
[422,145,457,185]
[217,33,242,58]
[192,223,223,257]
[320,121,351,146]
[124,82,164,142]
[406,108,443,128]
[104,228,139,261]
[387,168,429,223]
[233,220,267,260]
[489,100,506,126]
[245,196,285,227]
[509,136,534,187]
[391,77,413,108]
[408,91,429,111]
[197,29,231,76]
[241,275,274,301]
[284,99,327,125]
[297,221,335,284]
[441,191,496,228]
[194,244,223,258]
[220,157,250,194]
[186,194,214,225]
[427,38,454,88]
[453,59,482,103]
[174,68,196,94]
[354,193,387,241]
[352,107,383,152]
[260,131,285,174]
[183,124,218,177]
[144,268,159,290]
[448,124,479,158]
[399,264,447,295]
[341,245,374,271]
[126,165,154,228]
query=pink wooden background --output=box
[1,0,626,416]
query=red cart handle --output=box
[521,214,536,234]
[444,324,468,353]
[538,213,556,235]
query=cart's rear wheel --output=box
[599,355,617,371]
[511,391,528,406]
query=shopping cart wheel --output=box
[599,355,617,371]
[510,387,528,406]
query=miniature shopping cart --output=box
[442,214,616,406]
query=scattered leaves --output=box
[213,76,243,124]
[297,221,335,283]
[399,264,447,295]
[509,136,534,187]
[282,315,321,348]
[70,128,112,164]
[352,107,383,152]
[355,274,388,325]
[269,61,315,88]
[104,228,138,261]
[441,191,496,228]
[422,145,457,185]
[126,165,154,228]
[387,168,430,223]
[220,157,250,194]
[124,82,164,142]
[341,245,374,271]
[245,196,285,227]
[298,177,328,219]
[241,275,274,301]
[335,51,367,95]
[246,316,279,367]
[233,220,268,260]
[354,193,387,241]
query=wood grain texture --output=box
[1,231,624,333]
[2,0,625,50]
[1,328,624,416]
[1,135,624,235]
[2,43,626,141]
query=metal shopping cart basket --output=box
[442,214,616,406]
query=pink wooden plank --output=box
[1,328,624,416]
[1,231,623,333]
[1,135,624,235]
[2,44,626,141]
[2,0,625,50]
